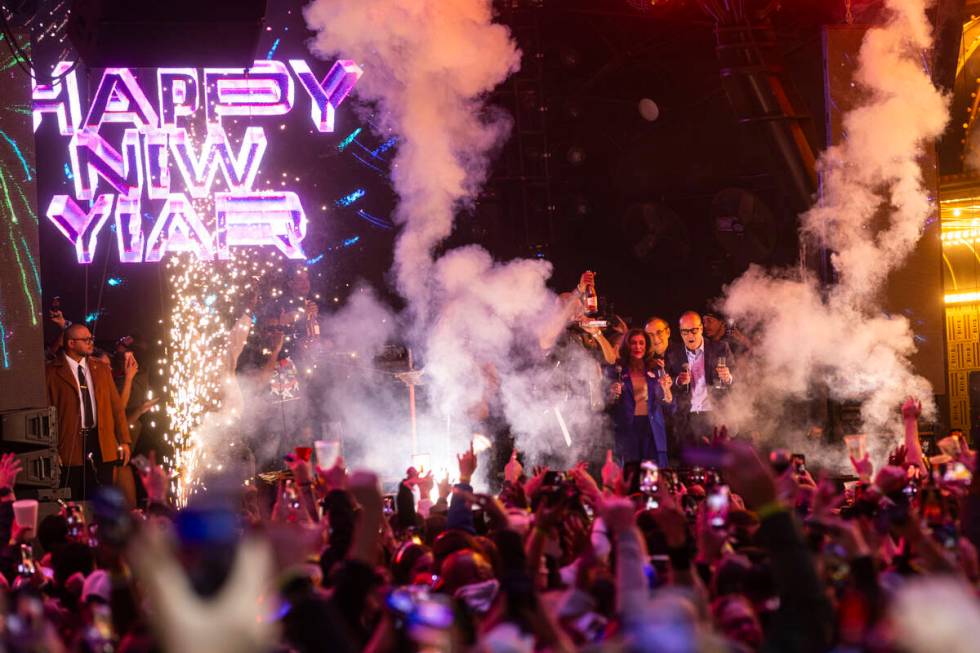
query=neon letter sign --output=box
[35,58,363,263]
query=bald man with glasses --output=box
[665,311,734,446]
[46,323,131,500]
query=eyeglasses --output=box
[679,327,702,336]
[69,337,95,343]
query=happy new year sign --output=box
[34,59,362,263]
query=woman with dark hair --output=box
[609,328,674,466]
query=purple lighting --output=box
[215,192,307,259]
[69,128,143,200]
[205,60,295,120]
[144,194,215,262]
[84,68,159,131]
[32,61,82,135]
[45,194,114,264]
[158,69,199,128]
[289,59,363,133]
[34,58,362,263]
[169,125,267,198]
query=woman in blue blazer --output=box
[609,328,675,467]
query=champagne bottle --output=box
[584,283,598,316]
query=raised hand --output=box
[504,449,523,484]
[809,476,844,522]
[577,270,596,293]
[567,463,601,504]
[316,456,348,492]
[437,473,452,500]
[850,453,874,482]
[601,449,622,489]
[457,441,477,484]
[721,440,777,510]
[49,309,66,329]
[128,525,275,653]
[901,396,922,421]
[348,470,383,517]
[598,495,636,535]
[416,470,435,498]
[524,465,549,500]
[611,314,628,335]
[123,351,139,379]
[138,451,169,504]
[0,452,23,490]
[889,444,908,468]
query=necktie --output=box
[77,365,95,429]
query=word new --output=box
[34,59,363,263]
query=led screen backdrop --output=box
[0,32,46,411]
[34,58,363,264]
[33,3,400,343]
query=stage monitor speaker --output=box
[13,448,60,489]
[0,407,56,450]
[67,0,267,68]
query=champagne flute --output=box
[714,356,727,389]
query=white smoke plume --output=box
[304,0,521,313]
[717,0,949,463]
[304,0,603,480]
[890,577,980,653]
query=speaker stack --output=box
[0,407,68,501]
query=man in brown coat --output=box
[46,323,131,500]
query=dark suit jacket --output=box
[46,353,131,466]
[664,339,734,413]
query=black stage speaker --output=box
[67,0,267,68]
[13,448,60,489]
[0,407,56,450]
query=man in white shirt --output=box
[666,311,734,446]
[46,324,131,500]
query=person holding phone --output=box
[608,329,675,467]
[111,335,159,507]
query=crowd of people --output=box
[2,267,974,652]
[0,399,978,652]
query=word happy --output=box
[34,59,363,263]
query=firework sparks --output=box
[163,244,283,504]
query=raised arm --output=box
[901,397,927,474]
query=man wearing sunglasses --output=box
[46,323,132,500]
[666,311,735,447]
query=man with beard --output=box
[46,323,131,499]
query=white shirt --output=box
[685,345,709,413]
[65,355,97,427]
